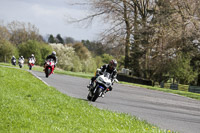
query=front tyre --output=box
[45,68,51,78]
[87,92,92,101]
[91,87,102,102]
[29,65,32,70]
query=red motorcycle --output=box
[28,58,35,70]
[44,59,55,78]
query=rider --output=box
[29,54,36,62]
[87,59,118,94]
[19,56,24,62]
[11,56,16,65]
[44,51,57,69]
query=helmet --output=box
[52,51,56,56]
[12,56,15,58]
[109,59,117,70]
[31,54,34,57]
[21,56,23,58]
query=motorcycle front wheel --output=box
[87,92,92,101]
[45,68,51,78]
[91,87,102,102]
[29,65,32,70]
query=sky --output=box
[0,0,105,41]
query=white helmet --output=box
[31,54,34,57]
[52,51,56,56]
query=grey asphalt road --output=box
[32,71,200,133]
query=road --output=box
[32,71,200,133]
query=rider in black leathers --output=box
[88,59,118,92]
[44,51,57,68]
[11,56,16,65]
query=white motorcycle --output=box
[18,59,24,68]
[87,69,118,102]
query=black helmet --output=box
[52,51,56,56]
[109,59,117,70]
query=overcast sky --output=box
[0,0,105,41]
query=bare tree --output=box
[7,21,43,45]
[66,0,135,67]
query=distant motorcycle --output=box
[18,59,24,68]
[87,70,118,102]
[28,58,35,70]
[44,59,55,78]
[11,59,16,66]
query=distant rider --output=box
[29,54,36,63]
[19,56,24,62]
[87,59,118,93]
[11,56,16,65]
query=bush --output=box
[18,40,52,65]
[0,40,17,62]
[50,43,82,72]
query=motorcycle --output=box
[44,59,55,78]
[18,59,24,68]
[11,59,16,66]
[28,58,35,70]
[87,69,118,102]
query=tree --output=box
[67,0,135,68]
[7,21,43,45]
[0,40,17,62]
[101,54,114,64]
[82,40,104,56]
[169,53,198,84]
[0,25,10,41]
[48,34,56,43]
[65,37,75,44]
[18,40,42,65]
[72,42,90,60]
[56,34,64,44]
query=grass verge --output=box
[120,82,200,100]
[0,66,172,132]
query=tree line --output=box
[0,21,119,73]
[71,0,200,85]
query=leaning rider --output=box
[87,59,118,92]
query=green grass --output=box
[0,66,173,133]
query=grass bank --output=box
[0,66,171,132]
